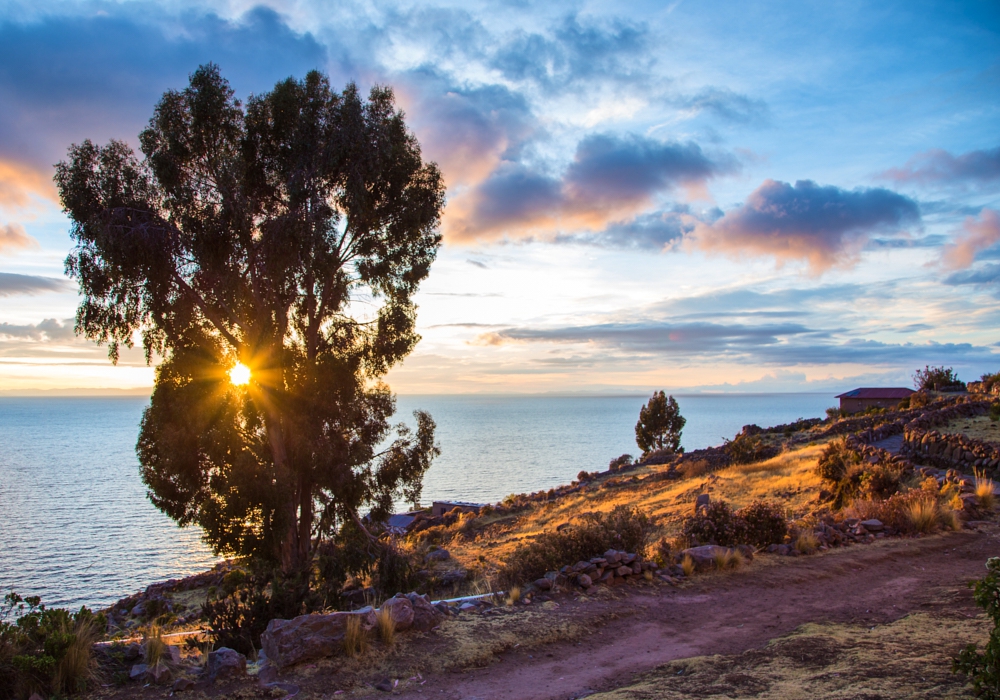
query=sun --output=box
[229,363,251,386]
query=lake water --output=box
[0,393,833,609]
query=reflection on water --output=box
[0,392,833,609]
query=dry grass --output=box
[506,585,522,606]
[681,554,696,577]
[794,531,819,554]
[907,498,939,534]
[975,468,996,510]
[343,615,369,657]
[712,548,745,570]
[143,624,168,667]
[643,570,654,582]
[53,614,101,694]
[375,607,396,646]
[941,414,1000,445]
[939,508,963,532]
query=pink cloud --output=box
[941,208,1000,270]
[0,222,39,254]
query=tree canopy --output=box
[56,65,445,573]
[635,391,685,453]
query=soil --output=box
[89,523,1000,700]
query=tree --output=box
[635,391,685,453]
[913,365,963,391]
[55,65,445,573]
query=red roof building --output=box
[835,387,915,414]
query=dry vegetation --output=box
[942,415,1000,444]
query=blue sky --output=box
[0,0,998,394]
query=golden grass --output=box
[343,615,369,657]
[712,548,744,570]
[681,554,696,577]
[907,498,939,534]
[506,585,522,606]
[794,531,819,554]
[143,624,168,667]
[975,468,996,510]
[939,508,963,532]
[375,607,396,646]
[643,569,654,582]
[940,414,1000,445]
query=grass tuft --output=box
[643,569,654,582]
[794,531,819,554]
[143,624,167,668]
[506,585,521,606]
[681,554,695,577]
[975,468,996,511]
[54,613,101,694]
[907,498,939,534]
[938,508,963,532]
[375,606,396,646]
[343,614,368,657]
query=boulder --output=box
[695,494,710,512]
[172,677,195,692]
[424,548,451,563]
[261,609,377,668]
[682,545,732,570]
[207,647,246,681]
[129,663,149,681]
[406,593,443,631]
[616,565,632,577]
[534,577,553,591]
[859,519,884,532]
[382,596,415,631]
[459,602,478,613]
[577,573,593,588]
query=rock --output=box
[123,642,143,662]
[859,519,884,532]
[681,545,731,570]
[382,596,415,631]
[130,603,145,617]
[695,493,710,512]
[631,562,642,575]
[129,663,149,681]
[172,677,195,692]
[375,678,395,692]
[736,544,755,561]
[459,602,478,612]
[573,560,590,572]
[261,609,377,668]
[577,573,593,588]
[208,647,247,681]
[603,550,622,564]
[616,565,632,577]
[406,592,443,631]
[599,570,615,583]
[440,568,467,585]
[622,552,637,565]
[257,662,279,686]
[28,694,45,700]
[424,548,451,563]
[534,577,553,591]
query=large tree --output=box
[56,65,445,573]
[635,391,685,453]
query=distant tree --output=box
[913,365,964,391]
[635,391,686,453]
[55,65,445,574]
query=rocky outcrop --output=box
[207,647,246,681]
[261,608,377,669]
[381,595,415,631]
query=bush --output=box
[858,464,904,500]
[499,506,654,585]
[681,501,745,548]
[816,438,859,484]
[913,365,964,391]
[953,557,1000,698]
[0,592,104,699]
[825,406,843,420]
[983,373,1000,394]
[990,402,1000,423]
[737,500,788,548]
[724,434,778,466]
[608,454,633,471]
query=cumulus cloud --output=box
[0,223,38,253]
[686,179,920,272]
[0,318,76,341]
[0,160,57,209]
[0,272,70,295]
[673,88,770,126]
[941,208,1000,270]
[882,146,1000,187]
[444,133,735,242]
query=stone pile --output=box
[551,549,656,591]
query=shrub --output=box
[375,607,396,646]
[681,501,745,547]
[913,365,963,391]
[990,402,1000,423]
[342,615,368,657]
[858,464,905,500]
[737,500,788,549]
[499,506,654,585]
[816,438,859,484]
[723,434,777,466]
[977,469,997,511]
[954,557,1000,698]
[680,555,695,577]
[908,498,939,534]
[983,373,1000,394]
[0,592,104,699]
[825,406,843,420]
[910,390,931,409]
[794,531,819,554]
[608,454,634,471]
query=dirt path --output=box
[388,527,998,700]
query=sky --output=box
[0,0,998,395]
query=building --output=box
[835,387,915,414]
[431,500,484,517]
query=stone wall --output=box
[898,400,997,472]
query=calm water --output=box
[0,393,833,609]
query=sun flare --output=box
[229,363,251,386]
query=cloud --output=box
[0,318,76,341]
[941,208,1000,270]
[0,272,71,296]
[944,263,1000,288]
[0,160,57,209]
[444,133,736,242]
[0,223,38,253]
[673,88,770,126]
[686,179,920,272]
[882,146,1000,187]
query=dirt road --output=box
[390,527,998,700]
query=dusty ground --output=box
[89,522,998,700]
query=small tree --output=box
[635,391,685,453]
[913,365,963,391]
[954,557,1000,698]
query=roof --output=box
[835,387,915,399]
